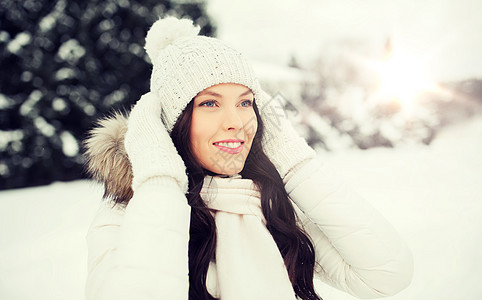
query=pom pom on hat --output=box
[144,16,200,62]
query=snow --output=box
[60,131,79,157]
[55,68,76,81]
[206,0,482,82]
[252,61,312,84]
[39,15,57,33]
[0,31,9,43]
[0,130,24,152]
[6,32,31,54]
[306,112,355,151]
[57,39,86,63]
[19,90,42,116]
[315,117,482,299]
[0,94,10,109]
[34,116,55,137]
[1,117,481,299]
[52,97,68,112]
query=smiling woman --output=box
[190,83,257,175]
[83,16,413,300]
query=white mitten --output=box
[258,90,316,181]
[124,92,188,192]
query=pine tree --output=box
[0,0,216,189]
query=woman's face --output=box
[190,83,258,175]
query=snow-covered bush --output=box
[294,38,482,151]
[0,0,215,190]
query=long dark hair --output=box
[170,98,322,300]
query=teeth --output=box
[214,142,242,148]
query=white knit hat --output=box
[144,16,262,132]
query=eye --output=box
[199,100,217,107]
[240,100,253,107]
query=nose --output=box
[222,106,243,131]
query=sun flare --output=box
[374,50,437,112]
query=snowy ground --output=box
[1,117,481,300]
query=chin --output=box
[211,162,245,176]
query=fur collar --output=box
[84,112,133,205]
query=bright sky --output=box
[206,0,482,82]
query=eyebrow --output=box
[197,89,253,98]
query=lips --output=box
[213,139,245,154]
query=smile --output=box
[213,140,244,154]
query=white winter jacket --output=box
[85,155,413,299]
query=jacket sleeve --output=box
[85,177,191,300]
[286,158,413,299]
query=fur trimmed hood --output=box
[84,112,133,205]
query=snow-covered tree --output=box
[0,0,215,189]
[297,37,479,151]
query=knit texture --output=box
[124,92,188,192]
[145,17,262,132]
[258,90,316,181]
[200,175,297,300]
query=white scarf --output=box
[200,175,297,300]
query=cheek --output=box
[190,112,215,159]
[243,111,258,140]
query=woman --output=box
[84,17,413,300]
